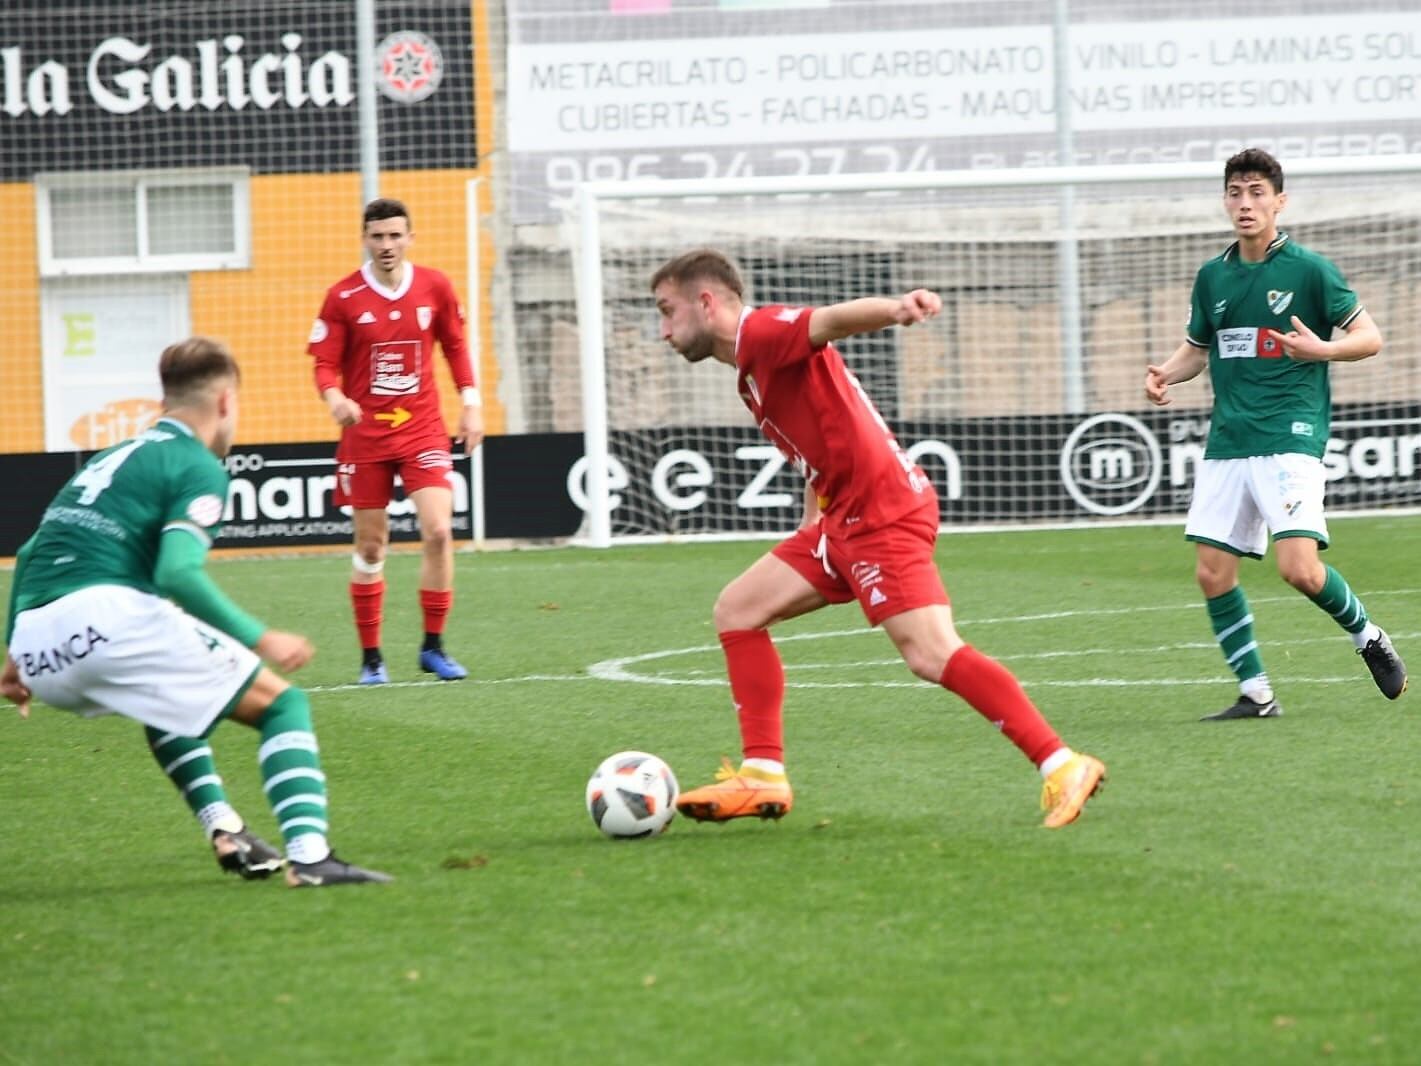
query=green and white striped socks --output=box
[258,687,330,865]
[1308,565,1381,648]
[146,727,243,838]
[1207,586,1272,701]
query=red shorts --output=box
[334,448,454,509]
[772,501,948,626]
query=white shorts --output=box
[1184,454,1329,558]
[9,585,262,736]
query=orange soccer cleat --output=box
[676,759,794,822]
[1040,752,1107,829]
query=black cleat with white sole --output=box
[285,853,392,888]
[1200,694,1283,721]
[1359,629,1408,700]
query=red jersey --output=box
[308,262,475,462]
[736,305,933,538]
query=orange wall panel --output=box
[0,185,44,453]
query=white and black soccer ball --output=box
[585,751,679,839]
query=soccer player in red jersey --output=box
[308,199,484,684]
[651,249,1106,828]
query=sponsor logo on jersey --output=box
[1292,421,1314,436]
[1217,327,1281,359]
[1213,299,1228,316]
[417,306,433,330]
[370,340,421,395]
[308,318,329,343]
[357,311,377,324]
[340,284,368,299]
[187,494,224,527]
[774,307,804,323]
[375,31,444,104]
[1267,290,1295,315]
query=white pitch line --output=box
[586,602,1420,689]
[302,602,1420,694]
[639,629,1421,675]
[306,673,588,694]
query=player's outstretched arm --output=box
[808,290,941,347]
[1145,341,1208,406]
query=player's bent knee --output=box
[1279,563,1323,595]
[902,644,955,683]
[421,524,453,553]
[228,670,293,727]
[712,582,767,631]
[1195,564,1232,597]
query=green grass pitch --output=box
[2,517,1419,1064]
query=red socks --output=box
[716,632,1061,769]
[720,629,785,762]
[939,645,1062,767]
[350,580,384,651]
[420,588,453,636]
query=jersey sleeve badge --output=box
[186,494,224,528]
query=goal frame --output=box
[573,154,1421,548]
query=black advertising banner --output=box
[586,400,1421,536]
[2,404,1417,555]
[2,0,476,180]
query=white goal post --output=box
[572,155,1421,548]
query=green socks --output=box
[1307,564,1369,635]
[146,727,242,838]
[1207,586,1267,686]
[257,687,330,864]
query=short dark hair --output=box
[650,248,745,298]
[1224,148,1284,193]
[363,197,410,229]
[159,336,239,406]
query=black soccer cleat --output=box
[285,853,393,888]
[212,827,284,880]
[1359,628,1408,700]
[1200,694,1283,721]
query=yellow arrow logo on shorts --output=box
[374,407,411,429]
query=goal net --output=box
[570,157,1421,546]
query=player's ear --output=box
[216,381,237,417]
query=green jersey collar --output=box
[1221,231,1290,263]
[156,416,196,438]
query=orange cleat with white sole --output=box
[1040,752,1107,829]
[676,759,794,822]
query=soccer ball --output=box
[585,751,679,839]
